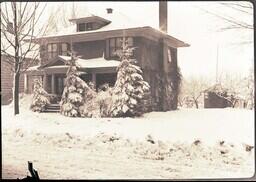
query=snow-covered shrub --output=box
[79,84,100,118]
[60,56,92,117]
[96,85,114,117]
[111,39,150,117]
[30,79,50,112]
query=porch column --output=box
[43,73,47,91]
[51,74,55,94]
[92,73,96,89]
[24,73,28,93]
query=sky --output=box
[3,1,254,81]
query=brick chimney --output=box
[106,8,113,14]
[159,1,168,33]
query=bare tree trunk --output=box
[194,99,199,109]
[13,2,20,115]
[14,72,20,115]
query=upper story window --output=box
[47,43,70,59]
[168,49,172,63]
[168,47,177,64]
[109,37,134,57]
[60,43,70,56]
[47,43,58,59]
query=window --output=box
[47,43,58,59]
[109,37,134,57]
[86,23,93,31]
[168,49,172,63]
[78,22,95,31]
[78,23,85,31]
[60,43,69,56]
[168,47,177,64]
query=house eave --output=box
[27,27,189,48]
[68,16,111,24]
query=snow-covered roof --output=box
[26,65,40,71]
[41,11,149,38]
[31,10,189,47]
[69,15,111,24]
[57,55,120,69]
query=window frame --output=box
[109,37,134,58]
[47,43,58,59]
[60,43,70,56]
[86,22,93,31]
[78,23,86,32]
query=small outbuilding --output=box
[203,84,233,108]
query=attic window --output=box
[78,23,86,31]
[86,23,93,31]
[78,22,95,31]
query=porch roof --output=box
[26,55,120,75]
[58,55,120,69]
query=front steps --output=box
[45,103,60,113]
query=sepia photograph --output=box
[1,1,254,180]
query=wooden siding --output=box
[134,37,178,111]
[36,35,179,111]
[133,37,164,111]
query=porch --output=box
[25,55,120,96]
[43,72,117,95]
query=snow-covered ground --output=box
[2,95,255,179]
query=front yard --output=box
[2,95,255,179]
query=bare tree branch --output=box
[220,2,253,9]
[1,2,48,115]
[219,2,253,15]
[198,7,253,30]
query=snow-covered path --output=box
[2,102,255,179]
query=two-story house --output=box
[25,4,189,111]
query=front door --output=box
[55,75,66,95]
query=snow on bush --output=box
[60,56,93,117]
[79,82,100,118]
[30,79,50,112]
[60,41,150,118]
[111,39,150,117]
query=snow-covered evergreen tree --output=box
[111,38,150,117]
[60,55,92,117]
[30,79,50,112]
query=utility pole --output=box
[216,43,219,84]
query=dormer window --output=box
[86,23,93,31]
[78,23,86,32]
[77,22,95,32]
[70,16,111,32]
